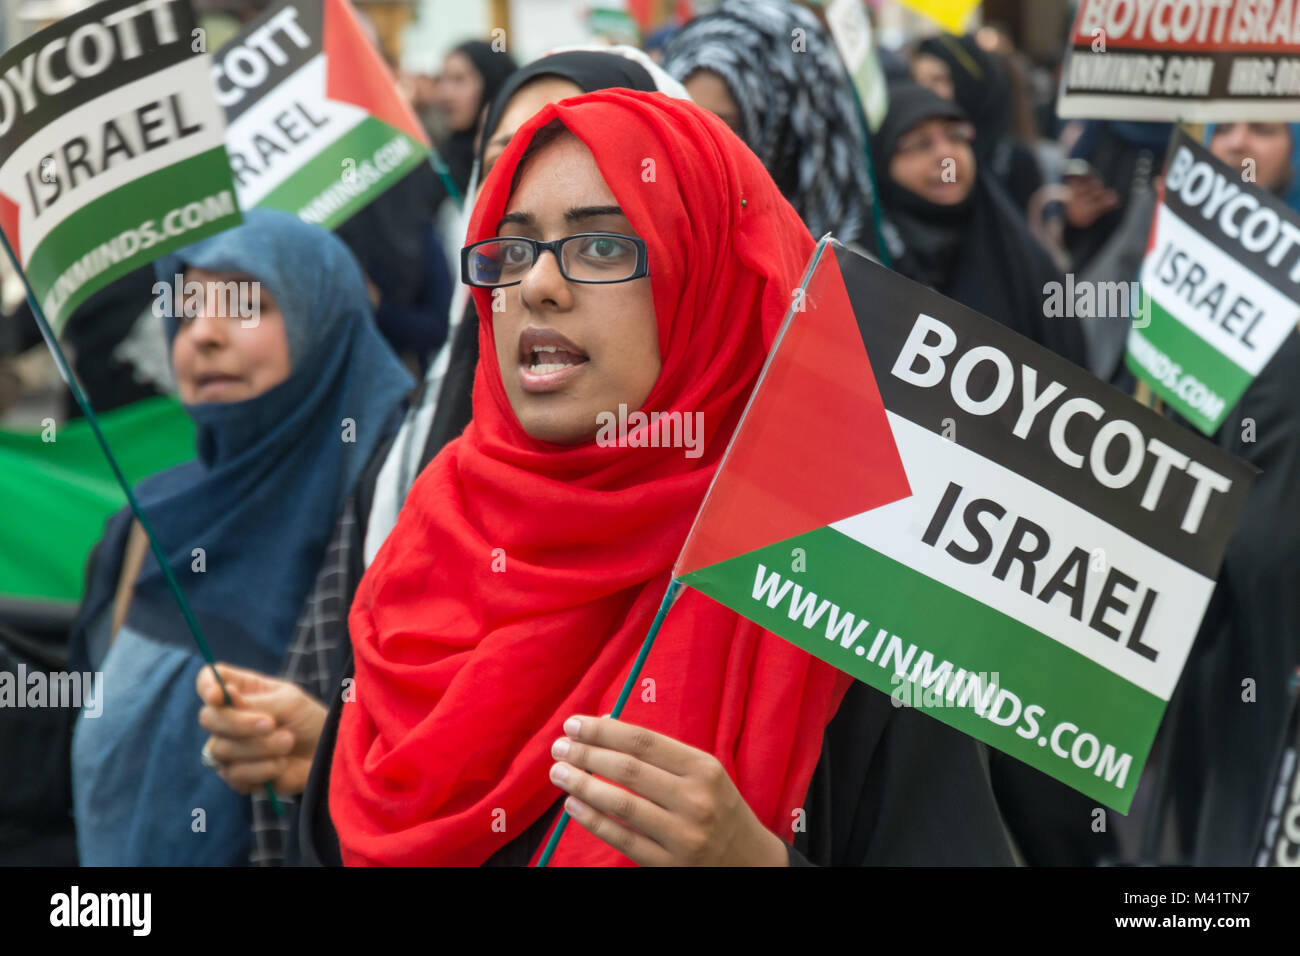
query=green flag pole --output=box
[428,145,463,210]
[0,228,283,818]
[535,577,684,867]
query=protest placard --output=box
[1255,672,1300,866]
[1128,129,1300,435]
[824,0,888,132]
[676,240,1255,812]
[214,0,430,230]
[1059,0,1300,122]
[0,0,241,333]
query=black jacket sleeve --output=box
[789,680,1017,866]
[291,646,351,867]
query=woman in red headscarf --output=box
[299,90,1014,866]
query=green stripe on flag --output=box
[1127,298,1254,434]
[256,116,427,230]
[0,396,196,605]
[24,147,241,333]
[680,525,1164,812]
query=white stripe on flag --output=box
[831,413,1211,700]
[1142,203,1300,376]
[0,57,227,266]
[225,54,366,208]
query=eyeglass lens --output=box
[468,236,640,285]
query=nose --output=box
[184,284,227,349]
[1220,123,1250,152]
[517,247,574,313]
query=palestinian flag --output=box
[214,0,430,230]
[0,0,241,333]
[0,397,195,626]
[676,240,1254,812]
[1128,129,1300,436]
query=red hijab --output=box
[332,89,854,866]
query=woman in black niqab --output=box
[913,34,1044,215]
[872,82,1085,367]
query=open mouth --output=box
[527,345,587,374]
[517,328,589,393]
[193,373,244,396]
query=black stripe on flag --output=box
[214,0,324,125]
[1157,128,1300,299]
[0,0,200,170]
[832,242,1254,580]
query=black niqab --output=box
[873,83,1086,367]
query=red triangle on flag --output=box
[0,191,21,264]
[675,244,911,578]
[323,0,430,147]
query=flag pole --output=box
[428,147,463,210]
[0,229,283,817]
[535,576,684,867]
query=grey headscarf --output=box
[663,0,875,245]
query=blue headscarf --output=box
[1205,123,1300,213]
[70,210,413,865]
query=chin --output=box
[516,410,598,446]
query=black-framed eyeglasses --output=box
[461,233,649,288]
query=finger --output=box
[563,715,700,775]
[549,760,678,849]
[196,665,237,708]
[241,682,320,727]
[197,663,250,709]
[217,757,286,793]
[198,703,274,739]
[212,662,282,699]
[552,735,681,810]
[562,796,672,866]
[207,728,294,763]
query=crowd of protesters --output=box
[1,0,1298,868]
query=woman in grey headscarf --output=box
[663,0,877,248]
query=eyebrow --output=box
[496,205,628,231]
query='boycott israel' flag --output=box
[213,0,431,230]
[1128,128,1300,435]
[0,0,241,333]
[675,241,1255,812]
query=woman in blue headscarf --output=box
[68,210,413,866]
